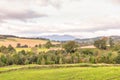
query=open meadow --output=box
[0,64,120,80]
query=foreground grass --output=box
[0,64,120,80]
[0,67,120,80]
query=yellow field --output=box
[0,38,59,47]
[16,48,49,52]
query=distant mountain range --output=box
[39,35,76,41]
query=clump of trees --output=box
[35,44,41,48]
[109,38,114,48]
[44,41,53,49]
[62,41,78,53]
[94,38,107,50]
[112,42,120,51]
[94,37,118,50]
[16,43,28,48]
[0,45,16,54]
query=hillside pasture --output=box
[0,38,59,47]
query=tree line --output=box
[0,39,120,66]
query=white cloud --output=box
[0,0,120,38]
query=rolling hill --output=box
[0,35,59,47]
[0,34,120,47]
[75,36,120,46]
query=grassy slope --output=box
[0,64,120,80]
[0,67,120,80]
[0,38,59,47]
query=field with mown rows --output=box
[0,64,120,80]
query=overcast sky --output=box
[0,0,120,38]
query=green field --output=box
[15,48,48,52]
[0,65,120,80]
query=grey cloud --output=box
[7,11,47,20]
[0,10,47,22]
[0,0,80,22]
[39,0,81,9]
